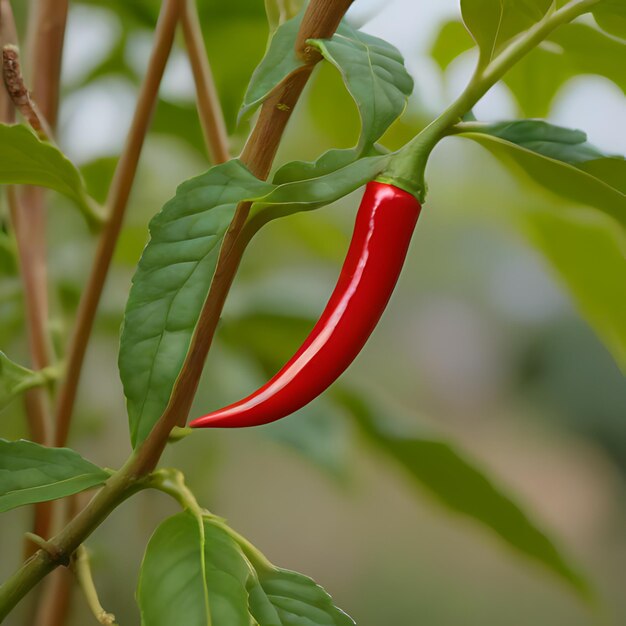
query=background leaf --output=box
[335,389,591,599]
[460,0,552,63]
[0,352,48,411]
[0,439,108,512]
[0,124,99,226]
[517,206,626,371]
[431,20,475,70]
[592,0,626,38]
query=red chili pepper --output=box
[190,181,421,429]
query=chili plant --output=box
[0,0,624,623]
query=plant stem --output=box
[382,0,602,200]
[53,0,183,449]
[0,2,352,617]
[2,45,52,139]
[71,547,117,625]
[180,0,230,164]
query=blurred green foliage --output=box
[1,1,625,625]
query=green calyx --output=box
[375,174,427,204]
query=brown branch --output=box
[180,0,230,164]
[13,2,70,623]
[18,0,69,570]
[2,45,51,139]
[136,0,354,468]
[295,0,352,62]
[53,0,184,449]
[0,0,16,122]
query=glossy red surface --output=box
[191,181,421,428]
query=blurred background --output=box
[1,0,625,624]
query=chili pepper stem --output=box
[380,0,601,202]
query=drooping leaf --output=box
[335,389,592,599]
[460,0,552,63]
[308,23,414,149]
[458,121,626,228]
[461,120,606,163]
[0,125,101,227]
[0,352,48,411]
[593,0,626,38]
[0,439,109,513]
[137,511,354,626]
[120,160,274,448]
[239,12,305,121]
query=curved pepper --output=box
[190,181,421,429]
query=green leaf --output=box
[460,0,552,63]
[504,23,626,117]
[309,23,413,149]
[137,511,251,626]
[239,12,305,121]
[248,563,355,626]
[119,160,273,448]
[0,124,101,227]
[431,20,475,70]
[273,148,361,185]
[137,511,353,626]
[252,153,391,222]
[0,352,48,411]
[516,206,626,372]
[336,389,591,599]
[593,0,626,38]
[0,439,109,513]
[458,121,626,228]
[121,155,391,448]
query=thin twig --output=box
[2,45,51,139]
[20,1,70,623]
[71,547,117,625]
[180,0,230,164]
[54,0,184,449]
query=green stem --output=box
[148,470,275,572]
[381,0,601,201]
